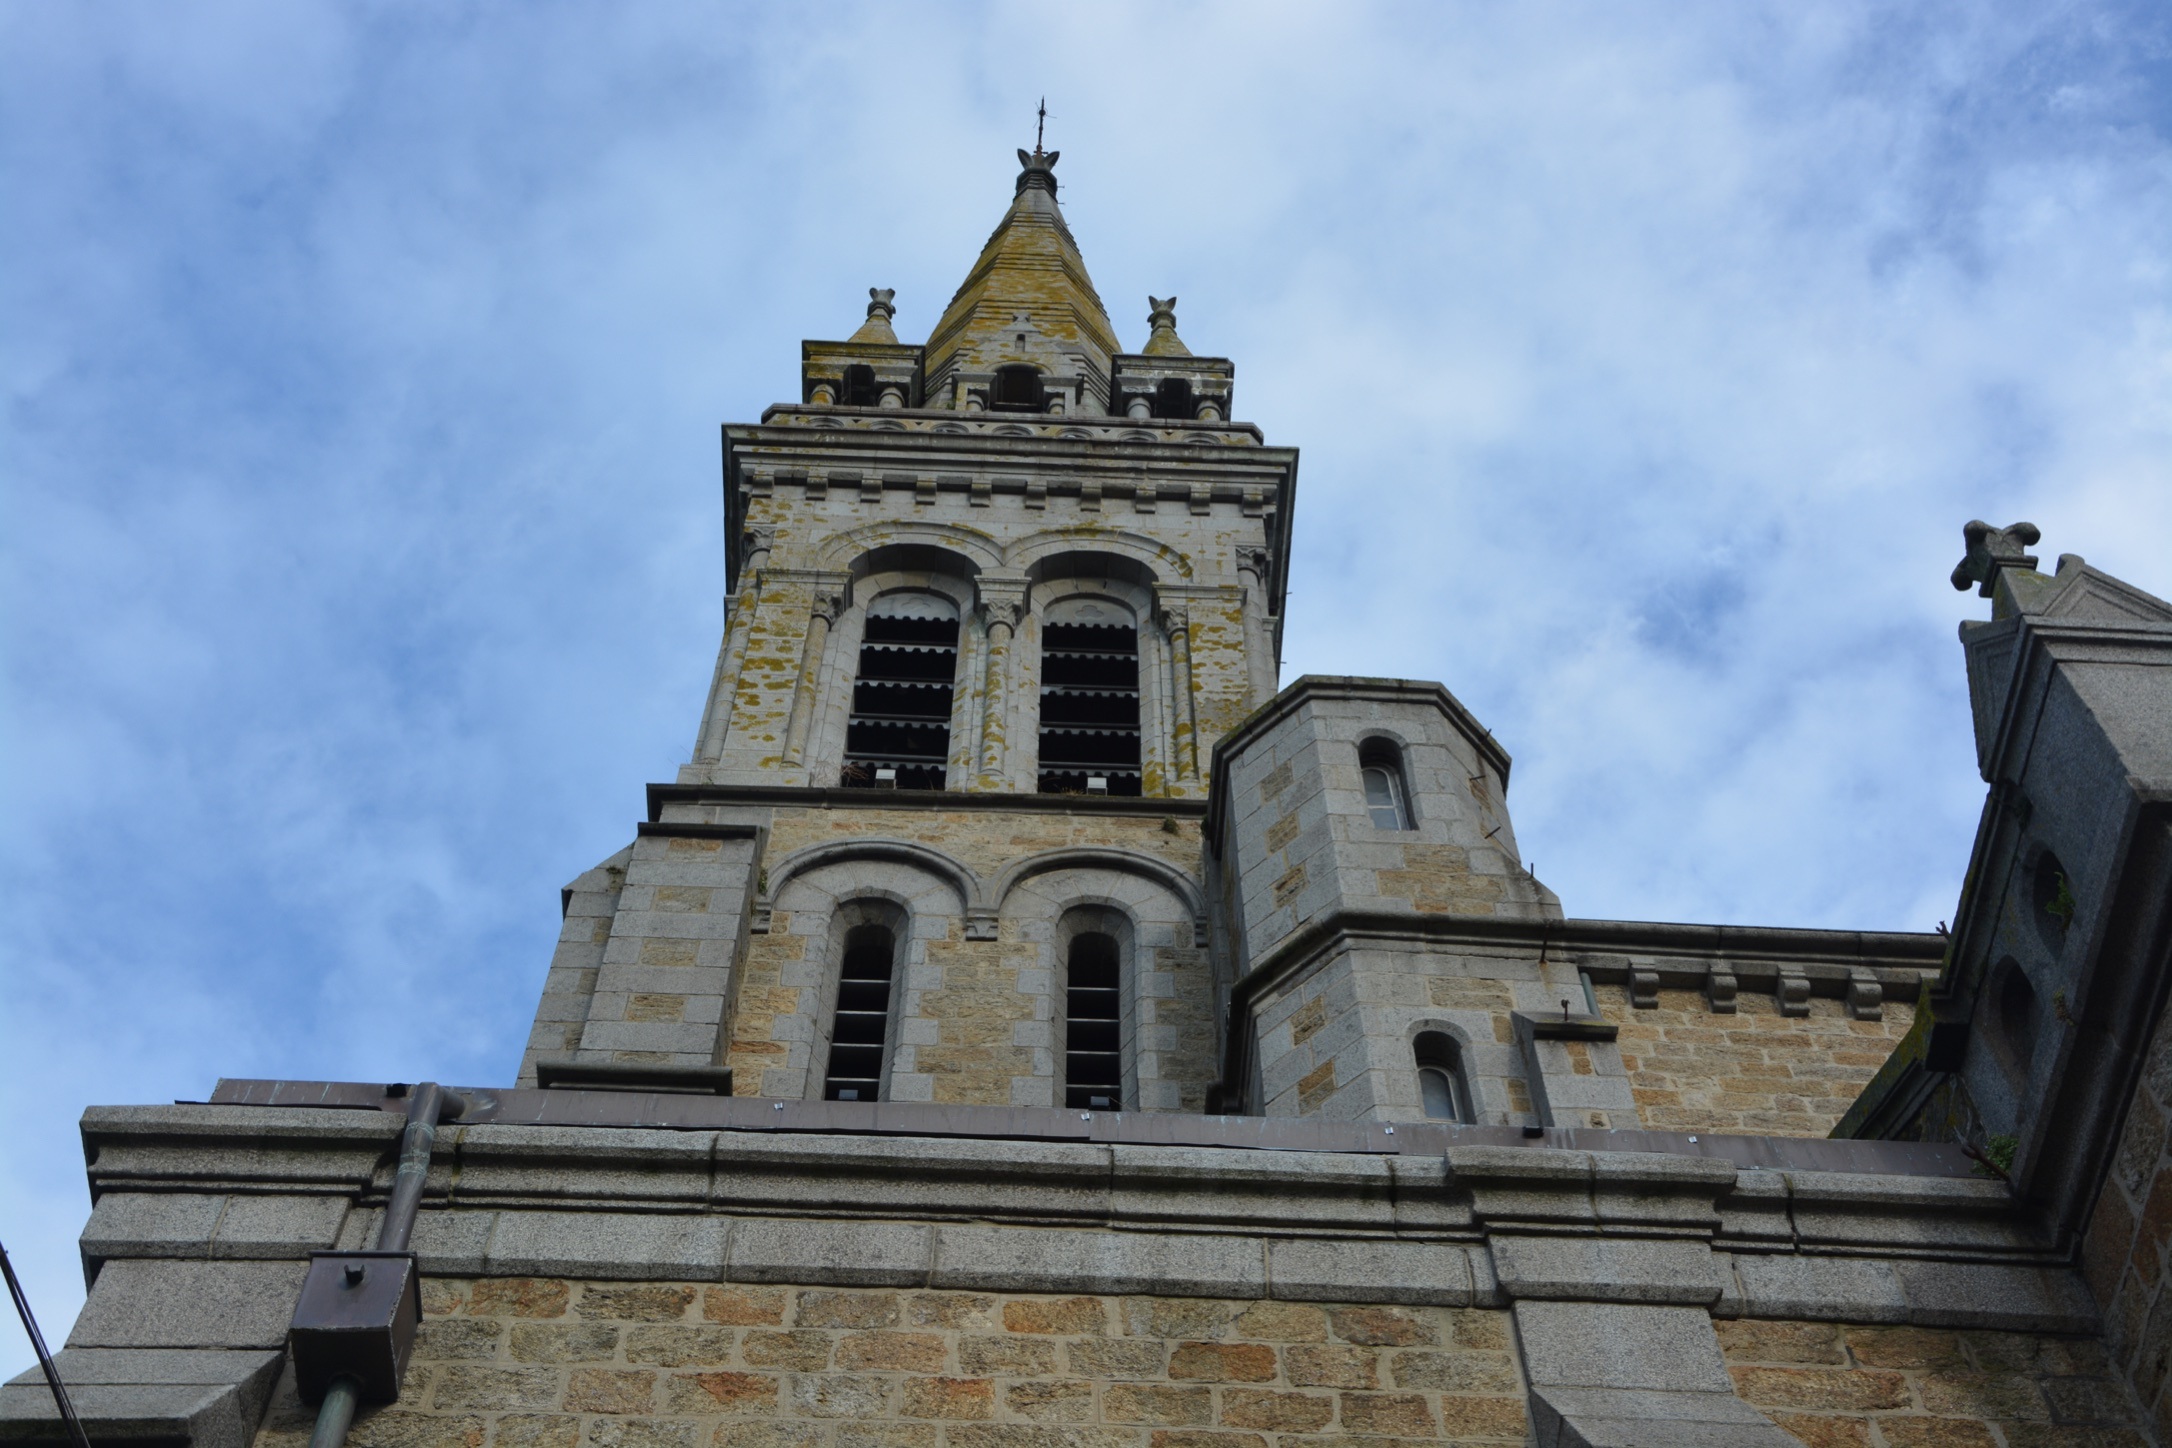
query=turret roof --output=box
[923,148,1120,381]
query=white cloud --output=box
[2,0,2166,1366]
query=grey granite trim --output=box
[0,1350,283,1448]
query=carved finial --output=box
[866,288,896,323]
[1142,296,1191,358]
[1950,520,2042,597]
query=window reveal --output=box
[1359,740,1414,829]
[842,593,959,790]
[823,924,897,1101]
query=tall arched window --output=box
[823,922,899,1100]
[1359,739,1414,830]
[1414,1031,1471,1122]
[844,592,959,790]
[1064,932,1124,1109]
[1039,597,1141,796]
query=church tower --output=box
[518,145,1298,1112]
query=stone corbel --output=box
[964,909,1000,942]
[1848,968,1884,1020]
[1777,968,1812,1017]
[1706,963,1738,1014]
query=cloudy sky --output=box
[3,2,2167,1365]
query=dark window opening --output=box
[992,365,1044,412]
[841,365,878,407]
[843,597,959,791]
[1064,932,1122,1110]
[1413,1030,1471,1123]
[823,924,897,1101]
[1360,741,1413,829]
[1039,617,1141,796]
[2031,849,2076,952]
[1152,377,1194,420]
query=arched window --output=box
[1064,932,1123,1110]
[1413,1031,1471,1122]
[843,592,959,790]
[1038,596,1141,796]
[991,365,1043,412]
[1359,739,1414,830]
[823,922,898,1100]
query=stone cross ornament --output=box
[1950,520,2041,597]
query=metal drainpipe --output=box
[309,1082,461,1448]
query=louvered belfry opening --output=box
[823,923,897,1101]
[1064,931,1122,1110]
[1038,597,1142,795]
[843,592,959,790]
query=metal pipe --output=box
[308,1377,361,1448]
[1,1241,93,1448]
[305,1081,462,1448]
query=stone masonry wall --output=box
[1715,1318,2146,1446]
[2079,992,2172,1443]
[1601,986,1917,1138]
[252,1282,1527,1448]
[727,807,1214,1108]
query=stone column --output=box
[1160,605,1199,782]
[780,588,845,774]
[975,578,1028,788]
[1235,546,1277,707]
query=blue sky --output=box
[3,2,2167,1368]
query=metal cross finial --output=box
[1036,98,1047,151]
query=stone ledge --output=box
[0,1349,283,1448]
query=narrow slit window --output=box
[1064,932,1123,1110]
[1360,741,1413,829]
[823,924,897,1101]
[1039,597,1141,796]
[1413,1031,1470,1123]
[843,592,959,790]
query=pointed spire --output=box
[1141,296,1191,358]
[847,287,899,345]
[924,143,1119,409]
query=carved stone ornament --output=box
[1950,520,2042,597]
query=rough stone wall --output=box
[728,807,1213,1107]
[1602,985,1918,1137]
[2079,996,2172,1442]
[253,1282,1527,1448]
[1715,1318,2146,1446]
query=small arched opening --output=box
[1413,1031,1472,1123]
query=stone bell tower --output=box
[517,144,1299,1108]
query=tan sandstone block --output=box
[1434,1393,1529,1440]
[712,1425,821,1448]
[1282,1345,1378,1389]
[349,1412,487,1448]
[1915,1370,2050,1421]
[1715,1319,1846,1365]
[742,1331,833,1370]
[1327,1308,1436,1347]
[1004,1381,1094,1422]
[899,1377,995,1421]
[837,1332,948,1373]
[1004,1296,1108,1335]
[1762,1413,1871,1447]
[578,1286,698,1322]
[1168,1343,1275,1383]
[1388,1350,1519,1393]
[1217,1390,1332,1432]
[1104,1385,1215,1427]
[1337,1392,1436,1436]
[625,1326,737,1367]
[1729,1367,1910,1412]
[960,1336,1060,1376]
[564,1370,657,1415]
[1842,1326,1966,1369]
[433,1368,560,1412]
[797,1290,902,1328]
[661,1372,779,1417]
[489,1415,581,1448]
[1877,1419,2000,1447]
[1228,1303,1326,1342]
[470,1280,570,1319]
[510,1323,621,1363]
